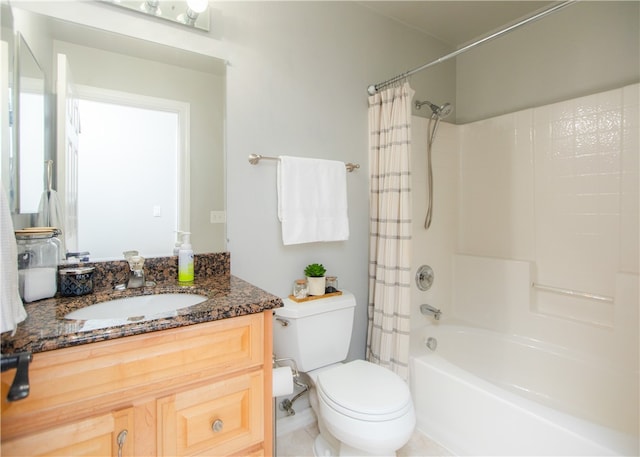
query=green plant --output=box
[304,263,326,277]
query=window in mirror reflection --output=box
[75,90,187,260]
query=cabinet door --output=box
[2,407,133,457]
[158,371,264,456]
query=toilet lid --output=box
[316,360,412,420]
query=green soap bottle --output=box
[178,232,194,284]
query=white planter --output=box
[307,276,326,296]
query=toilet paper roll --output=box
[272,366,294,397]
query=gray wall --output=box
[221,1,454,361]
[456,1,640,123]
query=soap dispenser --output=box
[178,232,194,284]
[173,231,185,256]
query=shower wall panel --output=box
[457,83,639,329]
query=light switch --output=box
[153,205,162,217]
[210,210,226,224]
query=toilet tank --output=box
[273,291,356,372]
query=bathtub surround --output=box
[456,84,639,333]
[410,83,639,454]
[367,82,414,379]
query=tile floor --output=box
[276,420,452,457]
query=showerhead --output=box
[415,100,453,119]
[437,102,453,118]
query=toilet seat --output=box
[316,360,412,422]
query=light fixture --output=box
[178,0,208,26]
[101,1,211,31]
[140,0,161,16]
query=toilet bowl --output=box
[312,360,415,456]
[273,292,415,456]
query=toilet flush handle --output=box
[275,317,289,327]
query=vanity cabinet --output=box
[158,371,264,456]
[2,407,134,456]
[1,311,273,457]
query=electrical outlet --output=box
[210,211,226,224]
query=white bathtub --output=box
[410,323,639,456]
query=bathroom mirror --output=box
[6,6,226,261]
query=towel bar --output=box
[248,154,359,172]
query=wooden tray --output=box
[288,290,342,303]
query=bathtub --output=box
[409,323,639,456]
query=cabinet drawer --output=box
[158,371,264,456]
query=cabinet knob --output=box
[211,419,224,432]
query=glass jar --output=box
[325,276,338,294]
[292,278,308,299]
[59,266,95,297]
[15,229,59,302]
[20,226,64,262]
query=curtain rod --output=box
[367,0,577,95]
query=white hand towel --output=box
[1,186,27,334]
[277,155,349,245]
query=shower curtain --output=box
[366,82,414,380]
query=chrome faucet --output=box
[124,251,145,289]
[127,268,145,289]
[420,303,442,320]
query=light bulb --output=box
[186,0,208,14]
[140,0,161,15]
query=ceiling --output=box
[358,1,556,48]
[31,1,559,72]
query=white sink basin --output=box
[65,293,208,322]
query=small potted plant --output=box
[304,263,327,296]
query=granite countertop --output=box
[1,253,283,355]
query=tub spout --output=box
[420,303,441,320]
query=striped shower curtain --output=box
[366,82,414,380]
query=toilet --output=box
[273,291,415,456]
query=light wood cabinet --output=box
[1,311,273,457]
[2,407,134,457]
[158,371,264,456]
